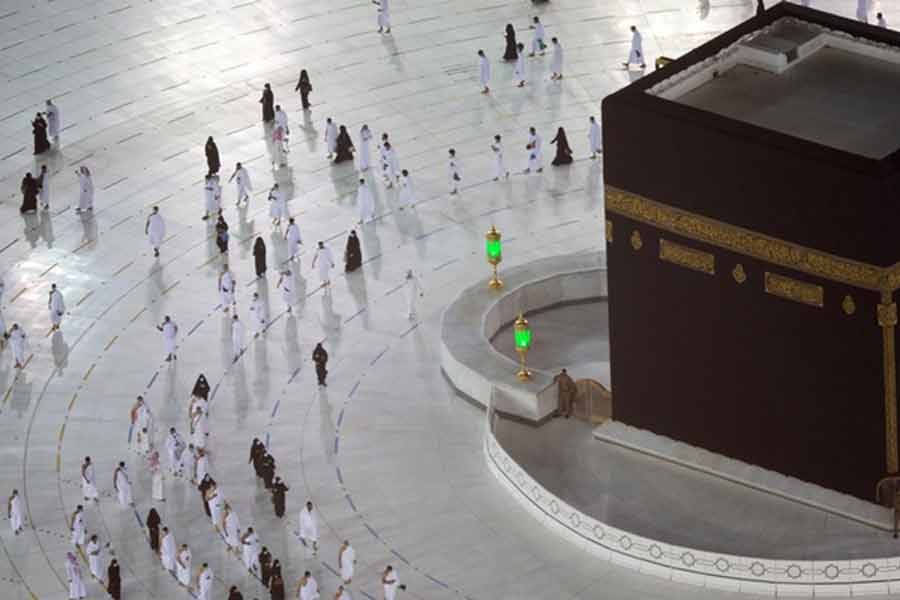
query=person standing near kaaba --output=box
[313,343,328,386]
[271,476,288,517]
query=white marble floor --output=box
[0,1,895,599]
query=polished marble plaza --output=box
[0,0,895,599]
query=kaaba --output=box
[602,3,900,501]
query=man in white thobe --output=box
[448,149,461,194]
[877,12,887,27]
[269,183,286,226]
[130,396,153,448]
[176,545,192,586]
[196,563,214,600]
[8,489,23,534]
[70,505,86,547]
[157,316,178,361]
[312,242,335,291]
[324,118,338,159]
[358,124,373,171]
[249,292,267,335]
[219,266,236,312]
[203,174,221,220]
[86,535,103,582]
[228,162,252,206]
[231,315,245,360]
[207,485,223,527]
[8,324,27,369]
[38,164,50,210]
[382,141,399,187]
[624,26,646,68]
[285,218,303,262]
[550,37,563,79]
[405,269,423,320]
[223,504,241,553]
[298,571,319,600]
[524,127,543,174]
[477,50,490,94]
[356,178,375,224]
[374,0,391,33]
[299,501,319,554]
[145,206,166,257]
[191,408,208,450]
[65,552,87,600]
[45,100,60,144]
[491,135,509,180]
[382,565,400,600]
[76,166,93,213]
[81,457,99,502]
[194,447,208,483]
[277,270,297,313]
[241,527,261,573]
[161,527,176,571]
[274,105,290,151]
[48,283,65,331]
[588,116,602,158]
[514,43,526,87]
[398,169,416,209]
[165,427,185,475]
[529,16,545,56]
[339,540,355,583]
[114,462,133,506]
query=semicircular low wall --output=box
[439,251,607,422]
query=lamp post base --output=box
[516,368,532,381]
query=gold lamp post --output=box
[513,313,533,381]
[485,225,503,289]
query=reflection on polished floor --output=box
[0,0,895,599]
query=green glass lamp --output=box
[485,225,503,289]
[514,313,532,381]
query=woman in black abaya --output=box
[205,137,220,175]
[295,70,312,110]
[344,230,362,272]
[503,24,518,61]
[253,236,267,278]
[192,374,211,400]
[550,127,573,166]
[260,83,275,123]
[333,125,355,163]
[20,172,38,214]
[32,113,50,155]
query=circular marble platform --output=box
[0,1,895,600]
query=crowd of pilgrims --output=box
[36,373,405,600]
[7,10,614,600]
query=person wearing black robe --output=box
[756,0,765,16]
[228,585,244,600]
[260,83,275,123]
[107,559,121,600]
[270,559,282,580]
[205,137,220,175]
[192,374,210,400]
[503,24,518,61]
[344,230,362,272]
[294,70,312,110]
[146,508,161,552]
[250,438,265,477]
[215,213,230,254]
[550,127,573,166]
[32,114,50,155]
[333,125,354,163]
[260,453,275,489]
[270,571,285,600]
[253,237,267,278]
[313,343,328,386]
[259,547,273,586]
[198,475,214,517]
[20,172,39,214]
[271,476,288,517]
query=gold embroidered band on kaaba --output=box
[605,185,897,293]
[659,239,714,275]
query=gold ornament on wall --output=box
[842,295,856,316]
[630,230,643,251]
[764,272,824,308]
[732,264,747,284]
[606,220,613,244]
[659,238,714,275]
